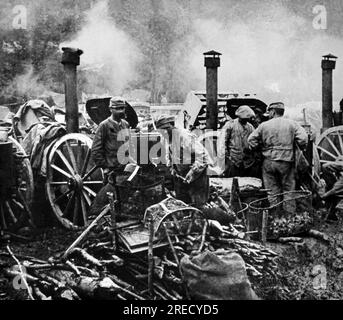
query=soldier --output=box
[90,96,133,215]
[155,115,212,206]
[218,105,259,177]
[248,102,308,213]
[91,96,131,183]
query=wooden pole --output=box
[261,209,268,245]
[147,214,154,295]
[62,205,110,260]
[107,192,117,251]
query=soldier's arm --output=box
[217,125,227,161]
[294,122,308,149]
[248,125,262,150]
[223,123,233,159]
[91,123,107,169]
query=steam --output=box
[61,0,142,96]
[185,3,343,107]
[1,65,48,102]
[2,0,343,110]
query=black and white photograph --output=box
[1,0,343,307]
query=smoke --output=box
[184,2,343,107]
[2,0,343,109]
[1,65,48,102]
[61,0,142,96]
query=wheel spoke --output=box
[11,199,24,210]
[320,160,339,165]
[5,201,17,224]
[17,189,34,226]
[83,181,103,185]
[50,181,69,186]
[82,190,92,207]
[324,136,341,157]
[81,148,91,177]
[73,195,80,224]
[76,140,82,173]
[54,189,72,204]
[56,149,75,175]
[317,146,337,160]
[80,196,88,226]
[334,132,343,155]
[83,186,97,198]
[65,141,78,174]
[62,192,75,218]
[0,203,7,230]
[51,164,73,179]
[82,165,98,181]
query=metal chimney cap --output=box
[62,47,84,55]
[61,47,83,66]
[203,50,222,57]
[322,53,338,60]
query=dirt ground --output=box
[260,214,343,300]
[1,212,343,300]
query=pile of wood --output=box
[3,206,279,300]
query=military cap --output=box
[155,114,175,129]
[110,96,127,108]
[235,105,255,119]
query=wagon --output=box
[0,124,34,232]
[2,97,138,231]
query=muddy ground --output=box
[1,212,343,300]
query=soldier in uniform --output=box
[91,96,131,183]
[218,105,259,177]
[248,102,308,213]
[90,96,132,214]
[155,115,212,206]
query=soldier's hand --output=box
[103,168,110,184]
[184,171,193,184]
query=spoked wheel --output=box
[46,134,103,230]
[316,126,343,166]
[0,137,35,232]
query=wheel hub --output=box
[68,174,83,192]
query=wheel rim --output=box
[46,133,103,230]
[316,126,343,166]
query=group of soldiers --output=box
[219,102,308,211]
[91,97,308,215]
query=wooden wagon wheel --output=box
[46,133,103,230]
[0,137,35,232]
[316,126,343,167]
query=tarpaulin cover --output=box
[22,122,66,176]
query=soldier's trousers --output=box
[174,170,209,207]
[262,159,296,213]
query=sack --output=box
[181,250,257,300]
